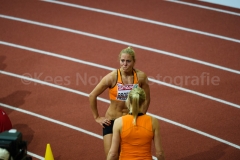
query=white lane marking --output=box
[40,0,240,43]
[147,113,240,150]
[1,15,240,75]
[1,41,115,71]
[0,41,240,109]
[0,103,158,159]
[0,71,240,150]
[0,103,103,139]
[166,0,240,16]
[27,152,44,160]
[0,15,239,75]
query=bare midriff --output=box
[105,100,129,120]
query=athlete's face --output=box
[120,53,135,72]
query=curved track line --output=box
[1,15,239,75]
[41,0,240,43]
[0,103,158,160]
[147,113,240,150]
[0,103,102,139]
[27,152,43,160]
[166,0,240,16]
[4,41,115,71]
[0,71,239,150]
[1,16,239,75]
[149,78,240,109]
[0,41,239,109]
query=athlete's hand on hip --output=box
[95,117,111,128]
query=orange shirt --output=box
[120,114,153,160]
[109,69,138,101]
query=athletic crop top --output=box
[109,69,139,101]
[120,114,153,160]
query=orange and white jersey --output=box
[109,69,138,101]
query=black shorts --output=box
[103,120,115,136]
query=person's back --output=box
[120,114,153,160]
[107,87,164,160]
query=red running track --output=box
[0,0,240,159]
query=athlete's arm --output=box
[107,117,122,160]
[89,71,115,127]
[152,117,165,160]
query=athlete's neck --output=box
[120,68,133,77]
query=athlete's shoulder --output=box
[134,68,147,76]
[114,116,123,125]
[134,68,148,83]
[98,70,118,87]
[151,116,160,129]
[104,69,118,79]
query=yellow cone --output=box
[44,144,54,160]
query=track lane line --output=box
[26,152,43,160]
[0,71,239,150]
[0,103,103,139]
[0,16,239,75]
[41,0,240,43]
[0,103,157,160]
[166,0,240,16]
[0,41,239,109]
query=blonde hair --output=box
[119,46,136,62]
[126,87,146,125]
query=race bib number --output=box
[116,84,139,101]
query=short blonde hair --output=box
[119,46,136,62]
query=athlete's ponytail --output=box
[126,87,146,125]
